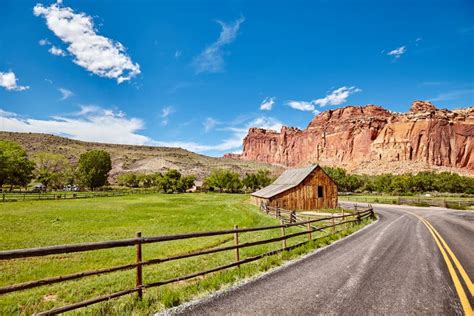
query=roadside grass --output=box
[0,193,371,315]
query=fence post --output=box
[307,222,312,241]
[370,206,376,220]
[331,213,335,234]
[2,193,4,202]
[234,225,240,268]
[291,211,296,223]
[135,232,143,300]
[280,220,287,249]
[341,208,345,229]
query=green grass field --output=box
[0,193,371,315]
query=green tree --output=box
[33,152,71,190]
[0,141,35,190]
[322,167,364,192]
[204,169,243,193]
[158,169,195,193]
[389,175,411,195]
[76,150,112,190]
[373,174,394,193]
[243,169,274,192]
[136,173,156,188]
[117,172,140,188]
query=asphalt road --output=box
[169,202,473,315]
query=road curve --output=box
[168,203,473,315]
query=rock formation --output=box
[229,101,474,175]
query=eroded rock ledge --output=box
[225,101,474,175]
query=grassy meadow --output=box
[0,193,371,315]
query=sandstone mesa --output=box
[226,101,474,176]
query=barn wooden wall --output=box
[267,168,338,210]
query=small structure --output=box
[251,165,338,210]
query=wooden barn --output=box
[251,165,338,210]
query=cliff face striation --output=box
[230,101,474,175]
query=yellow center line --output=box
[422,219,474,297]
[403,210,473,316]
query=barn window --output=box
[317,186,324,198]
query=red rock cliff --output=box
[236,101,474,175]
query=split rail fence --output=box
[0,207,374,315]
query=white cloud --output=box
[48,45,66,56]
[287,86,361,113]
[0,109,17,117]
[0,106,148,145]
[203,117,219,132]
[0,71,29,91]
[313,86,361,107]
[193,17,245,73]
[34,2,140,83]
[39,38,50,46]
[160,106,175,126]
[287,100,314,111]
[387,46,406,58]
[58,87,74,100]
[157,116,283,153]
[0,106,284,155]
[260,97,275,110]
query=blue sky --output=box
[1,0,473,156]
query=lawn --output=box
[0,193,371,315]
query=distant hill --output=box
[0,131,283,181]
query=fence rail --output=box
[0,189,160,203]
[339,195,474,209]
[0,207,375,314]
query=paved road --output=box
[170,203,473,315]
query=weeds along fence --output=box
[0,207,374,315]
[339,195,474,209]
[0,189,159,203]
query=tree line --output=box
[0,140,113,191]
[323,167,474,195]
[203,169,274,193]
[2,140,472,195]
[117,169,196,193]
[117,168,275,193]
[0,140,274,194]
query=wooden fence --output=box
[0,207,374,315]
[0,189,160,203]
[339,195,474,209]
